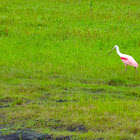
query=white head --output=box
[109,45,119,54]
[113,45,119,50]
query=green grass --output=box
[0,0,140,139]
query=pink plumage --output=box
[109,45,139,73]
[120,56,139,68]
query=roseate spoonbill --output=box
[109,45,139,73]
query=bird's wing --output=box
[120,54,139,68]
[127,55,139,68]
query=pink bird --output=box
[109,45,139,73]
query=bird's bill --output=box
[109,47,115,54]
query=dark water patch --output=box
[0,130,52,140]
[56,99,78,103]
[0,105,9,108]
[0,97,13,108]
[56,100,68,103]
[0,128,71,140]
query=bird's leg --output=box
[125,65,127,72]
[135,67,138,74]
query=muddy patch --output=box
[0,97,13,102]
[0,105,10,108]
[67,124,87,132]
[0,128,71,140]
[39,120,87,133]
[108,79,124,86]
[0,97,13,108]
[48,123,87,133]
[56,99,68,103]
[0,131,51,140]
[56,99,78,103]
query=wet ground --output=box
[0,125,105,140]
[0,128,71,140]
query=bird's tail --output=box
[135,62,139,68]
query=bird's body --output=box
[109,45,139,73]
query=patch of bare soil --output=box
[0,129,70,140]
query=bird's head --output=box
[109,45,119,54]
[113,45,119,49]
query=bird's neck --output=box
[116,47,122,56]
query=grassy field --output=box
[0,0,140,139]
